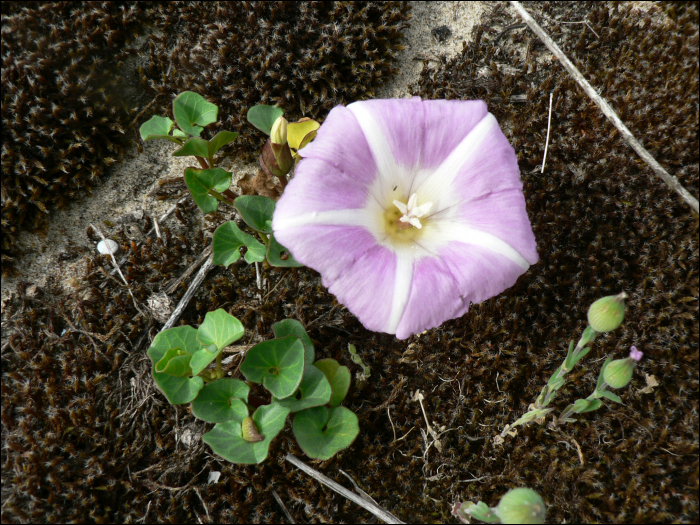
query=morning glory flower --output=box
[272,98,538,339]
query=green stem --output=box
[208,188,234,204]
[195,156,209,170]
[215,353,223,380]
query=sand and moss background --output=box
[2,2,698,523]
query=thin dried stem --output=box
[510,1,699,213]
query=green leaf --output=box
[234,195,275,233]
[184,167,232,214]
[172,128,188,138]
[597,390,623,404]
[274,365,332,412]
[244,240,266,263]
[202,403,290,464]
[548,366,563,386]
[272,319,314,364]
[240,335,305,399]
[313,359,351,407]
[140,115,182,143]
[191,378,250,423]
[579,398,603,412]
[293,406,359,460]
[563,341,576,370]
[147,326,204,404]
[208,131,239,157]
[212,221,266,267]
[247,104,284,136]
[173,91,218,137]
[155,347,193,376]
[189,346,221,377]
[570,346,591,368]
[197,309,245,352]
[267,233,303,267]
[597,357,613,391]
[173,137,211,158]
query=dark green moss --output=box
[2,1,697,523]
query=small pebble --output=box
[97,239,119,255]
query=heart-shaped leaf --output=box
[234,195,275,234]
[173,137,210,158]
[147,326,204,404]
[197,309,245,352]
[155,347,193,376]
[212,221,266,267]
[191,378,250,423]
[173,91,218,137]
[202,403,290,464]
[247,104,284,136]
[240,335,304,399]
[208,131,239,157]
[293,406,359,460]
[272,319,314,364]
[184,167,232,214]
[274,365,332,413]
[267,233,303,267]
[140,115,183,143]
[313,359,351,407]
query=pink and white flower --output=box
[272,98,538,339]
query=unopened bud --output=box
[496,488,546,524]
[270,116,288,145]
[604,347,642,389]
[587,292,628,333]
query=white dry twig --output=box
[161,253,214,331]
[541,92,553,174]
[510,1,699,213]
[283,454,403,524]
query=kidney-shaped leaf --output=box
[173,91,218,137]
[202,402,290,464]
[247,104,284,136]
[184,167,232,214]
[191,378,250,423]
[240,335,304,399]
[274,365,332,413]
[208,131,239,157]
[212,221,266,267]
[313,359,351,407]
[173,137,210,158]
[272,319,314,365]
[155,347,193,377]
[140,115,182,143]
[147,326,204,404]
[234,195,275,234]
[293,406,359,460]
[197,309,245,352]
[267,233,303,267]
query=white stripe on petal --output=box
[347,102,402,205]
[416,113,498,207]
[274,209,376,231]
[388,247,414,333]
[430,221,530,270]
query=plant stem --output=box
[208,188,233,204]
[195,156,209,169]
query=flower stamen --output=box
[393,193,433,230]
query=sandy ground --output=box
[1,1,489,304]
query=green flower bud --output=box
[496,488,546,524]
[603,347,642,389]
[270,116,288,145]
[587,292,628,333]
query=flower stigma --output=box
[384,192,433,242]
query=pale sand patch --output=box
[1,1,490,304]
